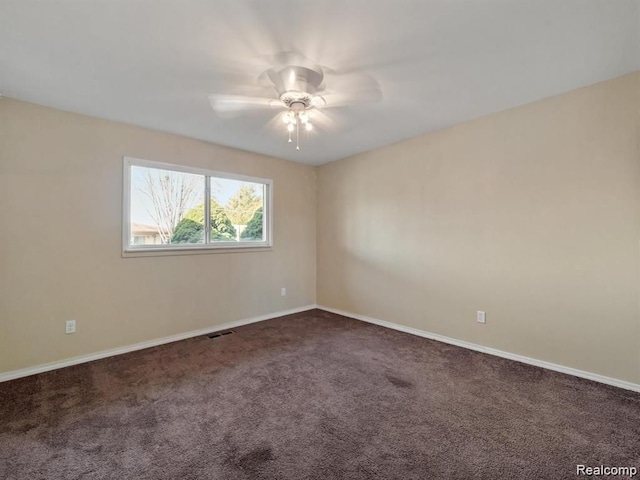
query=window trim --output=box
[122,156,273,254]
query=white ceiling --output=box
[1,1,639,165]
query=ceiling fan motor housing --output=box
[271,65,324,109]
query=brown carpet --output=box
[1,309,639,479]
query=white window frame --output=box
[123,156,273,254]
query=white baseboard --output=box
[317,305,640,393]
[0,305,316,383]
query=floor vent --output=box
[208,331,235,339]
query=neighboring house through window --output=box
[130,223,162,245]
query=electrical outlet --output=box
[281,288,286,297]
[476,311,486,324]
[65,320,76,334]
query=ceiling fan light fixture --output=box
[281,105,314,150]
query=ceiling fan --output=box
[208,52,381,151]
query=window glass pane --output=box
[130,166,205,245]
[210,178,265,243]
[125,159,270,252]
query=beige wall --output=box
[3,73,639,384]
[317,73,640,384]
[0,99,316,373]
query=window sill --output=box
[122,245,273,258]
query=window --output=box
[123,157,272,253]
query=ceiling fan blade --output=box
[308,109,345,131]
[318,70,382,108]
[269,51,315,70]
[317,89,381,109]
[208,94,283,116]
